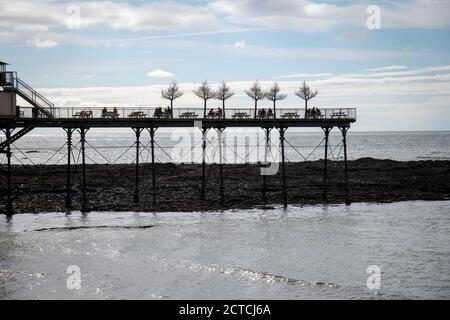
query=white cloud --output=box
[32,38,58,48]
[1,0,450,47]
[367,66,407,72]
[233,40,246,48]
[363,65,450,78]
[37,65,450,107]
[146,69,175,78]
[210,0,450,31]
[274,73,334,79]
[0,1,218,31]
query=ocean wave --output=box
[150,255,339,289]
[28,225,156,232]
[416,156,450,160]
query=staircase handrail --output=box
[16,77,54,109]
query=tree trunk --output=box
[170,99,173,119]
[305,99,308,118]
[222,99,226,119]
[254,100,257,118]
[273,100,276,119]
[204,99,207,118]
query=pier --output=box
[0,63,356,215]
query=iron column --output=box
[201,128,207,200]
[5,128,13,214]
[322,127,331,200]
[65,128,73,209]
[149,127,157,206]
[279,127,287,208]
[218,128,224,204]
[340,126,350,204]
[262,127,271,201]
[133,128,142,203]
[80,128,88,213]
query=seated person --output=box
[260,108,266,119]
[163,107,171,118]
[153,107,162,118]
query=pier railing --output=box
[14,106,356,121]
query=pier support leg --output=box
[79,128,89,213]
[191,130,195,164]
[201,128,208,200]
[245,136,250,164]
[149,127,157,206]
[133,128,143,204]
[5,128,13,215]
[340,126,350,205]
[217,128,225,204]
[65,128,73,209]
[262,127,272,201]
[234,136,238,164]
[278,127,288,208]
[322,127,331,200]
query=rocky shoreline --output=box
[1,158,450,214]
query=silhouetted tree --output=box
[215,81,234,118]
[161,81,183,118]
[245,81,265,118]
[295,81,318,116]
[265,82,287,118]
[193,81,215,118]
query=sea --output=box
[1,130,450,165]
[0,131,449,299]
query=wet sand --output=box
[1,158,449,213]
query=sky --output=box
[1,0,450,131]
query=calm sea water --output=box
[0,201,449,300]
[1,130,449,165]
[1,131,449,299]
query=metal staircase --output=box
[0,126,34,153]
[1,71,54,118]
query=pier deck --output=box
[1,116,355,128]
